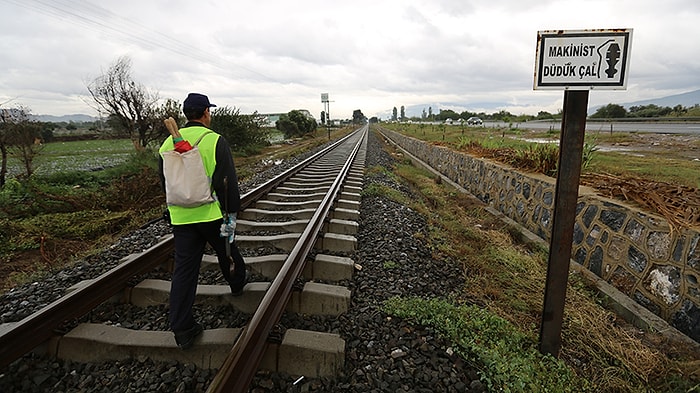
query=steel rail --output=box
[238,130,357,210]
[0,129,359,369]
[206,126,367,393]
[0,236,172,368]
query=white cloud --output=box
[1,0,699,119]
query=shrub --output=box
[276,110,317,138]
[212,106,270,154]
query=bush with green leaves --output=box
[276,110,317,138]
[211,106,270,154]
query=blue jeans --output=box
[169,218,246,332]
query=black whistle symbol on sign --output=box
[605,42,620,78]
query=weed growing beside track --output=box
[385,297,587,392]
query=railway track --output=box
[3,126,698,392]
[0,126,368,392]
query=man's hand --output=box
[219,213,237,243]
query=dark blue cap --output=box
[183,93,217,109]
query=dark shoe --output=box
[230,270,250,296]
[174,322,203,350]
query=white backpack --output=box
[162,131,215,207]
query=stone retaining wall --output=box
[380,128,699,342]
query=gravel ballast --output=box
[0,131,485,392]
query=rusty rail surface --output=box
[0,128,362,369]
[206,126,367,392]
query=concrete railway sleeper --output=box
[0,126,368,392]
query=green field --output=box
[7,139,136,177]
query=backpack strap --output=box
[192,130,214,146]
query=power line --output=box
[2,0,277,82]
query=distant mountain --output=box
[617,89,700,109]
[33,114,98,123]
[589,89,700,114]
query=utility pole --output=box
[321,93,333,140]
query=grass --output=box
[588,151,700,188]
[385,297,588,393]
[373,133,699,392]
[382,260,399,269]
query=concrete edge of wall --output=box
[378,129,700,353]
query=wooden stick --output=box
[164,117,182,139]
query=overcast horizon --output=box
[1,0,699,120]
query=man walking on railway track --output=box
[158,92,248,350]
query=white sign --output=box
[321,93,329,102]
[534,29,632,90]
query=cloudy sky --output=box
[1,0,699,119]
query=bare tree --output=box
[1,106,43,180]
[87,56,163,150]
[0,98,19,186]
[0,109,10,187]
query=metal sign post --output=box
[533,29,632,357]
[538,89,588,356]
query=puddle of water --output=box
[597,146,633,153]
[519,137,637,153]
[520,138,556,144]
